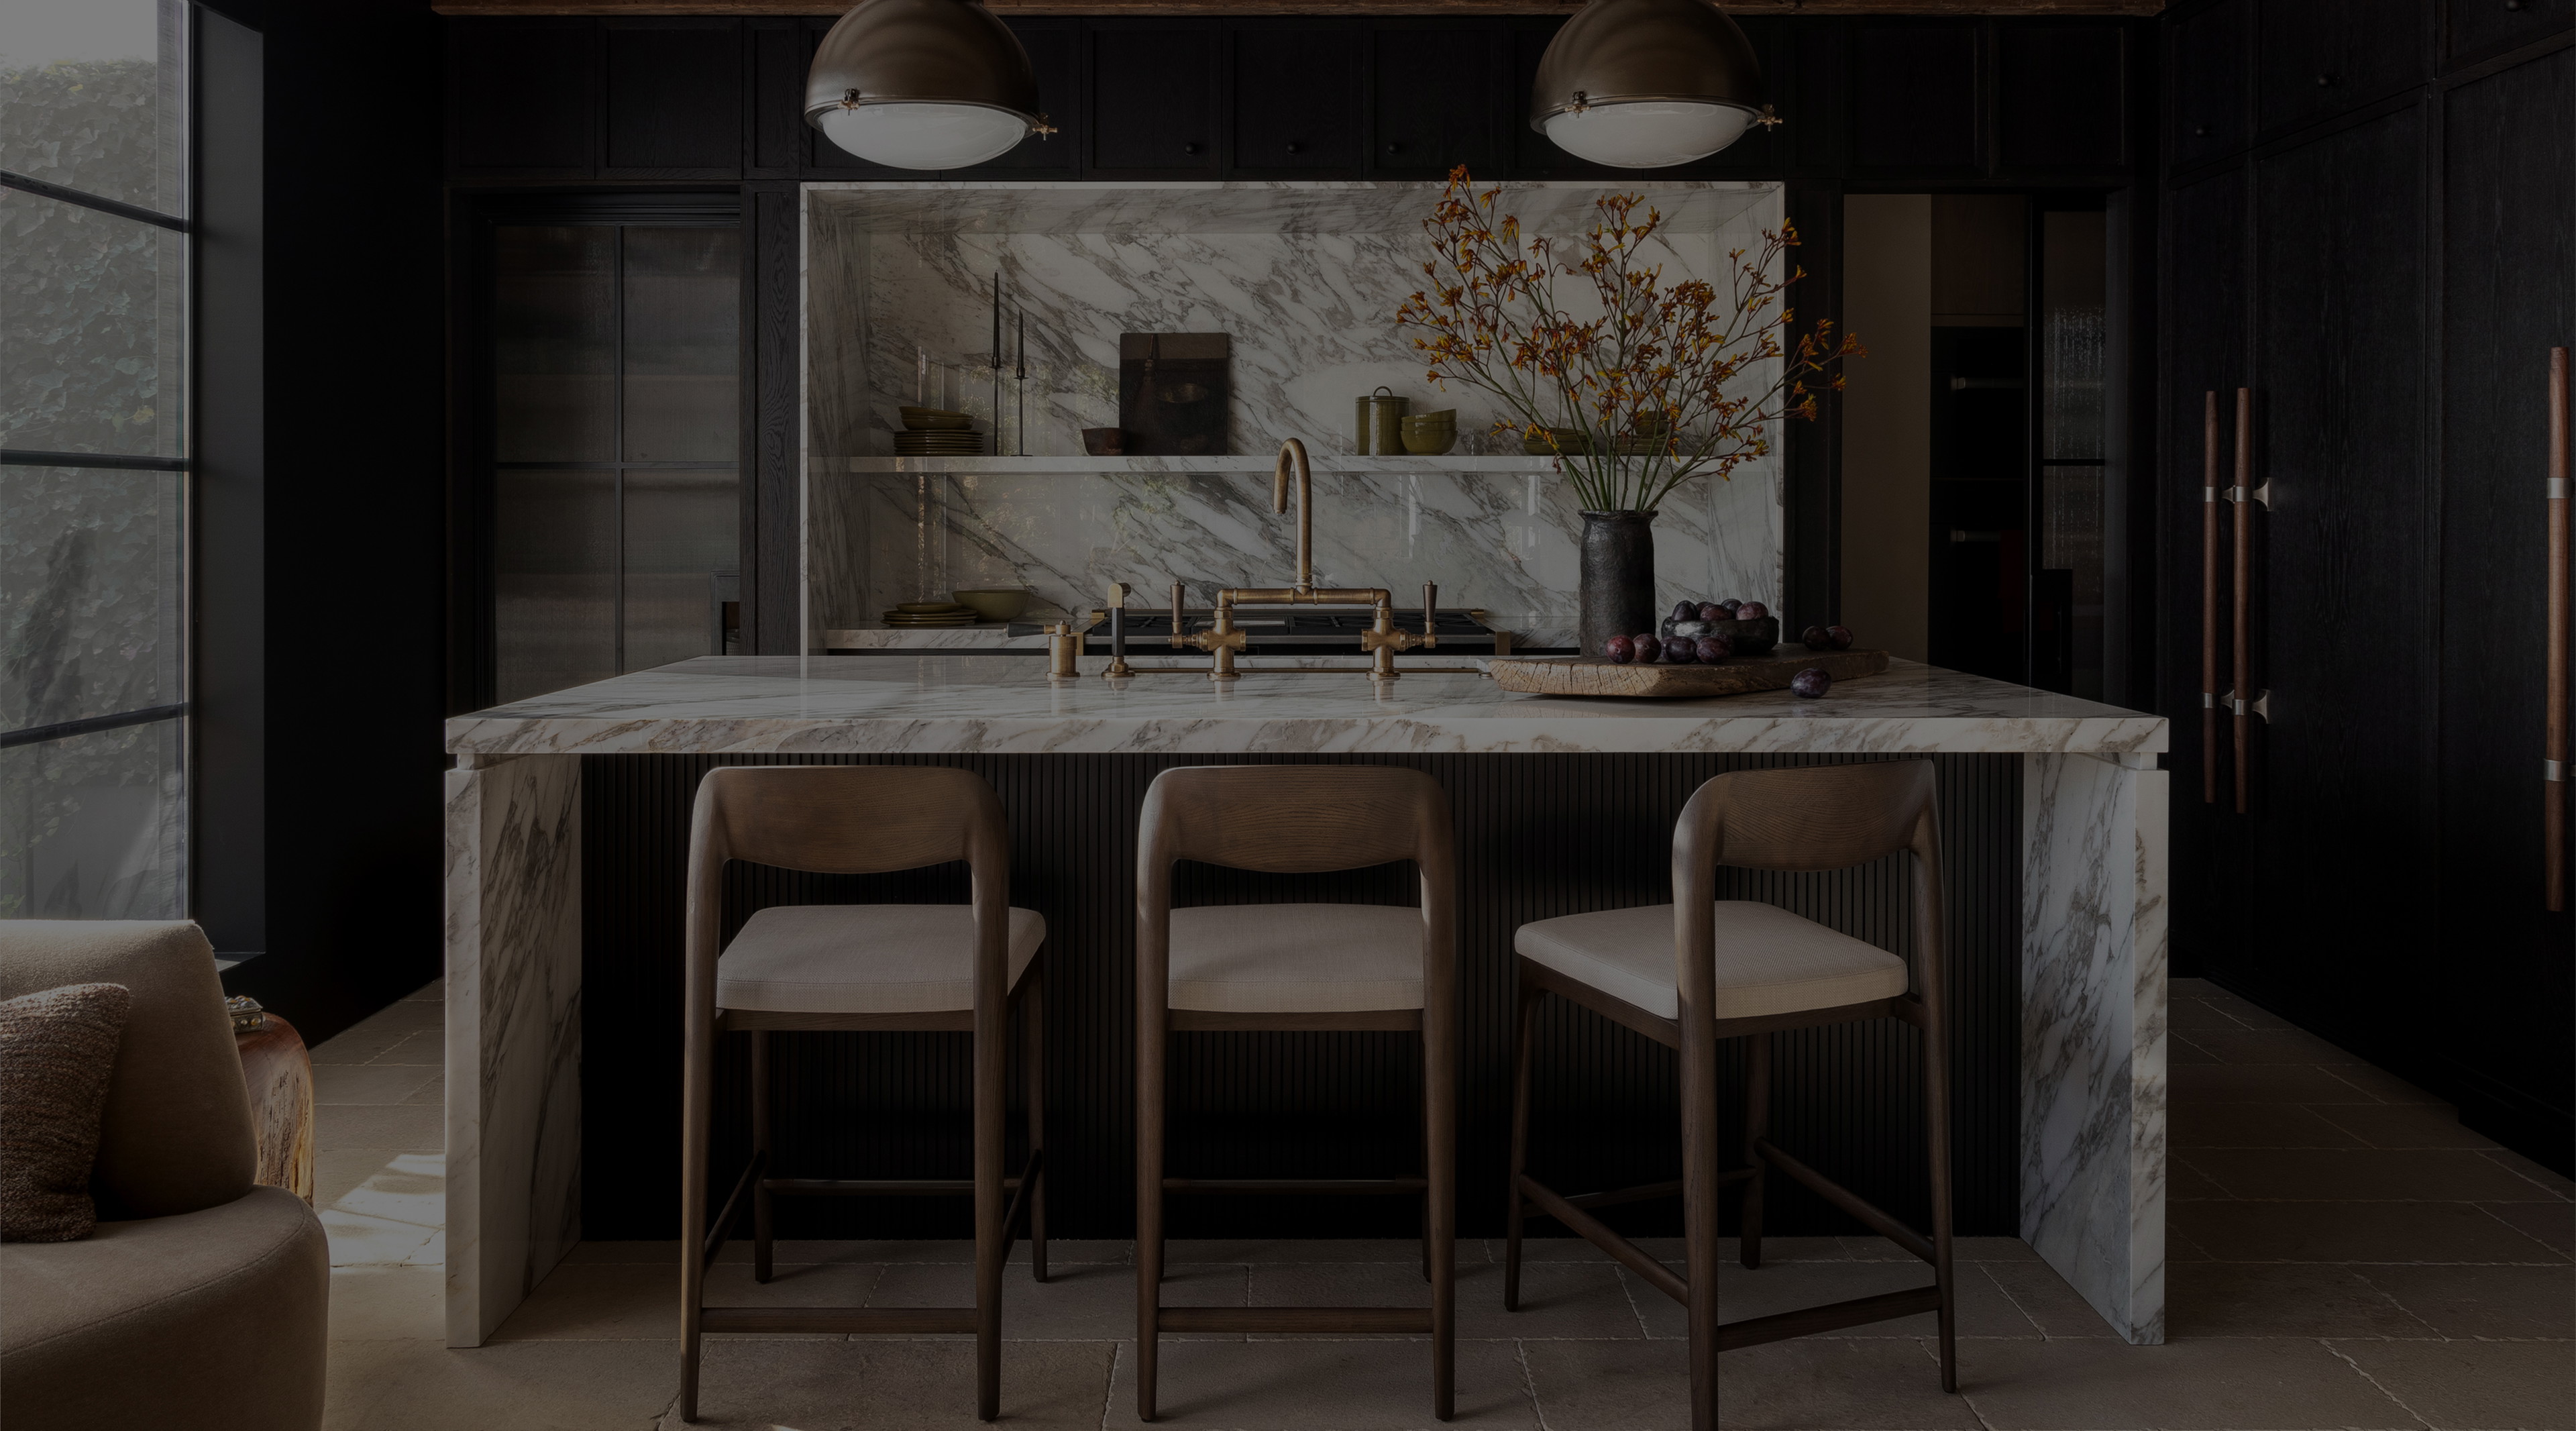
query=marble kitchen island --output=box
[444,654,2167,1355]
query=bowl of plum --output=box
[1629,596,1780,658]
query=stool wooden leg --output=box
[1741,1031,1770,1270]
[1024,965,1049,1284]
[1136,1022,1166,1421]
[678,1004,714,1422]
[1923,1012,1957,1393]
[1681,1016,1722,1431]
[975,1005,1007,1422]
[1426,1003,1457,1421]
[1502,979,1541,1313]
[751,1030,773,1285]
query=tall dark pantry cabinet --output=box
[2159,0,2575,1167]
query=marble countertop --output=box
[446,655,2168,759]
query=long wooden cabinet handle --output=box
[2202,392,2222,804]
[2548,348,2569,912]
[2230,388,2259,815]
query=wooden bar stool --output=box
[1502,762,1955,1430]
[1133,764,1458,1423]
[678,765,1049,1424]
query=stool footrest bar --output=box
[761,1177,1021,1196]
[1517,1173,1687,1304]
[705,1151,768,1271]
[700,1306,977,1336]
[1162,1177,1428,1196]
[1557,1177,1688,1211]
[1714,1285,1940,1351]
[1752,1138,1935,1264]
[1156,1308,1433,1334]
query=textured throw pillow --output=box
[0,982,133,1242]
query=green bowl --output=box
[1400,429,1458,456]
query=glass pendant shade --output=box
[1532,0,1768,169]
[806,0,1046,171]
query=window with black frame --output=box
[1,0,191,918]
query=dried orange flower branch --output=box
[1395,166,1862,515]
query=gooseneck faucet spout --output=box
[1274,438,1313,597]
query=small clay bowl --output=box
[1400,427,1458,455]
[1081,427,1127,456]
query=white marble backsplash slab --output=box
[802,182,1791,645]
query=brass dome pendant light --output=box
[806,0,1054,170]
[1532,0,1774,169]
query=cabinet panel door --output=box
[2167,0,2248,168]
[604,19,743,176]
[1234,23,1362,172]
[1853,19,1979,172]
[447,19,596,176]
[1371,23,1500,177]
[2160,167,2250,977]
[2237,105,2433,1042]
[747,19,805,178]
[1091,27,1217,174]
[955,23,1079,175]
[1995,21,2126,172]
[2447,0,2573,67]
[2436,50,2576,1147]
[2255,0,2426,135]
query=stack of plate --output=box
[881,601,977,628]
[896,406,984,457]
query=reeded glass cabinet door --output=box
[484,219,740,705]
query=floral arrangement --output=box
[1395,167,1862,515]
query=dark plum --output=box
[1671,600,1699,623]
[1801,625,1833,651]
[1696,634,1731,662]
[1790,667,1831,698]
[1697,602,1724,623]
[1604,634,1635,664]
[1632,633,1662,664]
[1734,600,1769,621]
[1717,598,1743,615]
[1827,625,1854,649]
[1664,637,1698,664]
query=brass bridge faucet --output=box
[1163,439,1440,682]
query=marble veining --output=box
[803,182,1788,645]
[443,654,2170,759]
[443,753,583,1347]
[2020,753,2168,1344]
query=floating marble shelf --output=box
[844,455,1571,475]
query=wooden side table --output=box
[232,1004,316,1204]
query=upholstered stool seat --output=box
[1168,904,1425,1012]
[718,904,1046,1014]
[1515,902,1908,1021]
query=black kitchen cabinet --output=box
[746,19,806,178]
[1232,23,1361,172]
[1370,23,1500,178]
[1853,20,1980,172]
[2167,0,2249,168]
[1090,25,1218,174]
[955,23,1079,176]
[2435,48,2576,1155]
[1995,23,2127,172]
[603,19,742,178]
[2238,106,2435,1047]
[2255,0,2427,136]
[2447,0,2575,66]
[446,18,595,177]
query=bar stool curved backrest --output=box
[680,763,1047,1425]
[1504,760,1952,1431]
[1133,763,1459,1423]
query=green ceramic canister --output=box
[1364,386,1410,456]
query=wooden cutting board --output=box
[1488,647,1889,698]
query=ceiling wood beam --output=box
[432,1,2165,17]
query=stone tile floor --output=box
[314,977,2573,1429]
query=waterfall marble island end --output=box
[443,653,2168,1360]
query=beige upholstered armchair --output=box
[1,922,329,1431]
